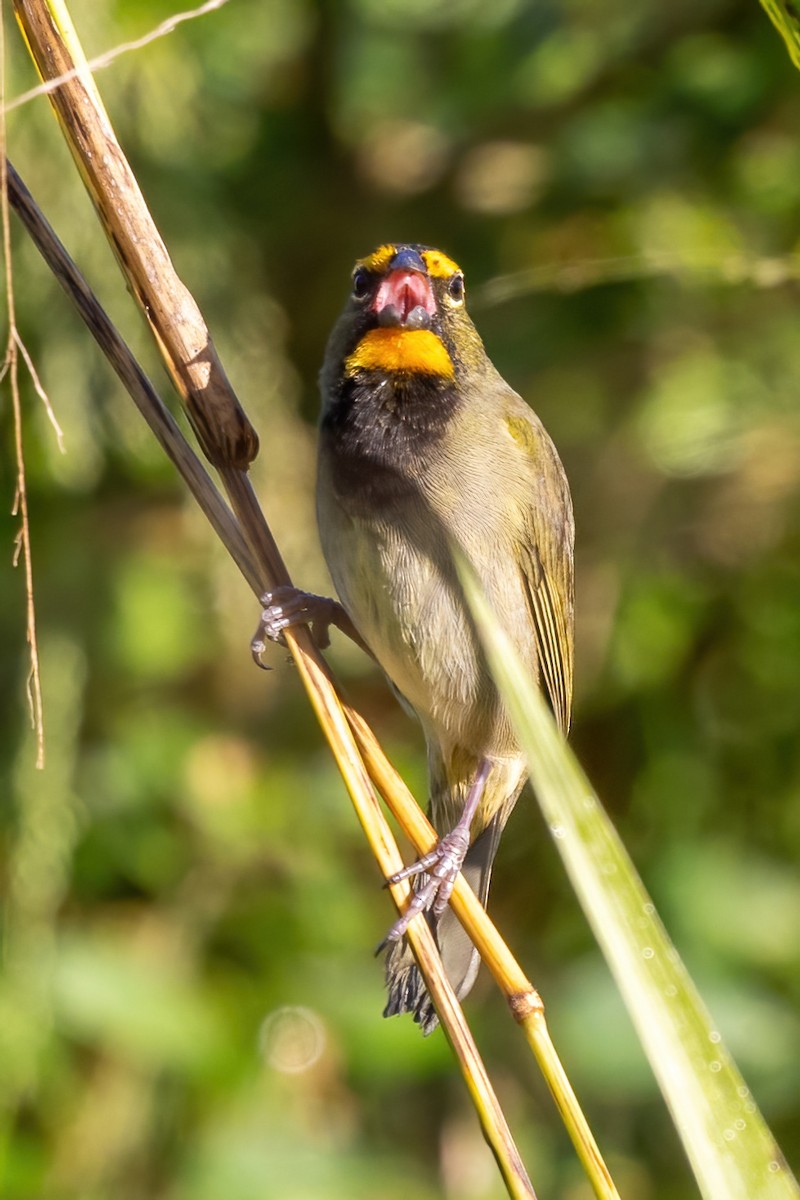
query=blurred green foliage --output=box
[1,0,799,1196]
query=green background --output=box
[2,1,800,1196]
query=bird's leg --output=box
[251,585,372,664]
[378,757,492,949]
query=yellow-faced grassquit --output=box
[254,243,574,1034]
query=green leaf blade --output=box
[459,556,799,1200]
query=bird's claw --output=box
[251,586,337,667]
[377,825,470,952]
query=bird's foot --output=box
[251,586,354,664]
[252,586,373,664]
[377,822,471,951]
[377,758,492,953]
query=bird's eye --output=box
[352,267,371,299]
[448,273,465,304]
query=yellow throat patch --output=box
[345,327,454,378]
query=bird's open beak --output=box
[372,249,436,330]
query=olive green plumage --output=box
[317,244,574,1033]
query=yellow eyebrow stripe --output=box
[355,244,396,274]
[422,249,461,278]
[354,245,462,280]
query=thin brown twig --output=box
[1,3,44,768]
[474,249,800,307]
[13,329,64,449]
[4,0,232,112]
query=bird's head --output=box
[323,243,485,389]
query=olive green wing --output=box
[506,408,575,735]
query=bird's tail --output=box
[383,814,504,1035]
